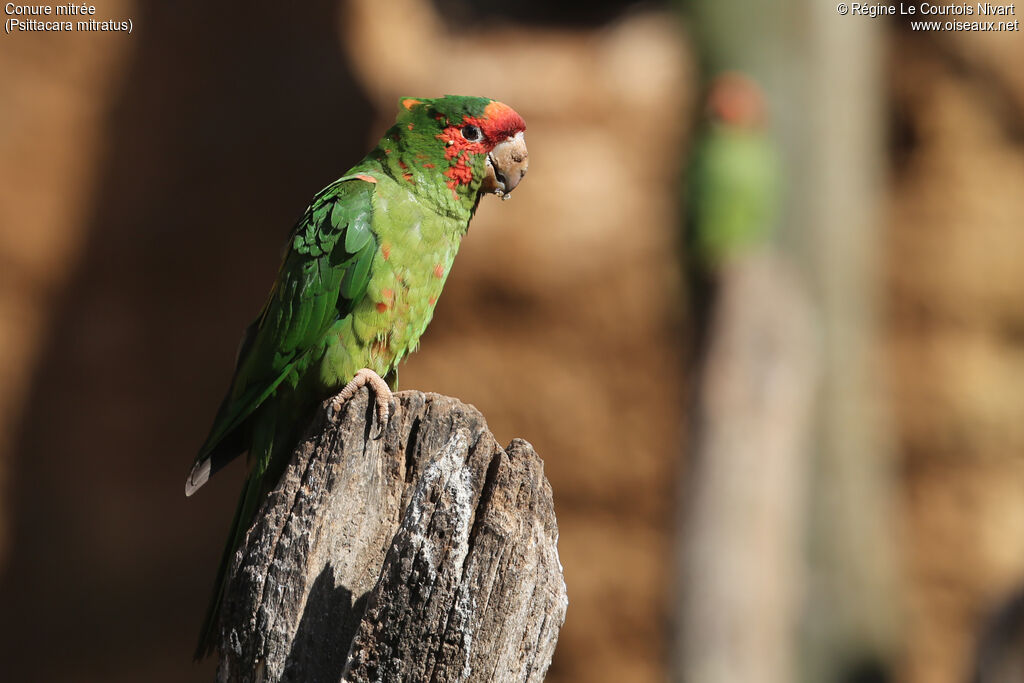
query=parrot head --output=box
[706,72,767,130]
[374,95,528,208]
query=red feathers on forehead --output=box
[473,101,526,141]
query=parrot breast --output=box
[317,175,464,389]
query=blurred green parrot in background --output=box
[185,95,528,658]
[685,72,781,339]
[686,72,780,271]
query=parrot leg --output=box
[328,368,393,437]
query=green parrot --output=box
[186,95,528,659]
[686,72,780,271]
[685,73,781,339]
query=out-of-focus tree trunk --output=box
[795,5,898,681]
[676,1,898,681]
[678,252,818,683]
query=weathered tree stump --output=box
[216,389,567,683]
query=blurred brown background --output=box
[0,1,1022,682]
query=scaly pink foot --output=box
[328,368,393,437]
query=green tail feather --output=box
[194,406,286,659]
[194,472,260,659]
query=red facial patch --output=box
[437,124,484,194]
[438,124,486,158]
[433,263,444,279]
[434,100,526,195]
[381,243,391,260]
[443,150,475,193]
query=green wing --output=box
[186,176,377,492]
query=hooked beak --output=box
[482,131,528,200]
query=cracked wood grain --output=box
[215,389,567,683]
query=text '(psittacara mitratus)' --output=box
[185,95,528,658]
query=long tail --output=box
[194,408,285,660]
[194,470,264,659]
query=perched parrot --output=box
[685,73,781,339]
[186,95,528,658]
[685,72,780,271]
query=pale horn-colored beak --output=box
[482,131,528,200]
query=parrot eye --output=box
[461,125,483,142]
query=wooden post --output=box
[677,252,819,683]
[215,389,567,683]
